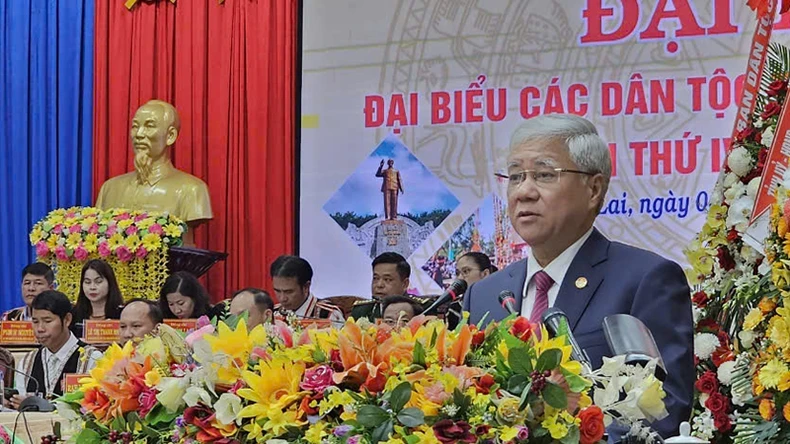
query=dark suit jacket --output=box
[462,228,694,438]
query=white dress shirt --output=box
[520,228,594,318]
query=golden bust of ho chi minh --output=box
[95,100,213,245]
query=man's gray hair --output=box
[509,114,612,191]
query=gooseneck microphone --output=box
[498,290,518,315]
[541,307,592,373]
[422,279,468,315]
[0,362,53,412]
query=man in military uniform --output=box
[350,252,430,321]
[375,159,404,220]
[270,255,344,327]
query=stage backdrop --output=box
[300,0,790,298]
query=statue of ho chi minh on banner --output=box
[95,100,213,247]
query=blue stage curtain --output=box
[0,0,94,311]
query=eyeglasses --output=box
[457,267,480,278]
[495,168,594,187]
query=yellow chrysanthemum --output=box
[117,218,133,229]
[65,232,82,249]
[48,213,65,225]
[124,234,140,251]
[107,233,124,251]
[500,426,520,441]
[410,428,442,444]
[744,308,765,331]
[141,233,162,251]
[135,218,154,230]
[319,390,356,417]
[29,226,45,244]
[83,233,99,253]
[770,314,790,350]
[759,359,789,389]
[164,223,183,237]
[542,412,569,439]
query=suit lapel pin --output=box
[575,277,588,289]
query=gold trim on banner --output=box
[125,0,177,11]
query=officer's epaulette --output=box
[408,295,432,304]
[352,299,377,306]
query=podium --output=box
[167,246,228,277]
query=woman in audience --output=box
[159,271,216,319]
[71,259,124,337]
[455,252,498,286]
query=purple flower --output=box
[333,425,353,437]
[175,416,186,427]
[517,426,529,440]
[347,435,362,444]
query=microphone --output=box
[422,279,468,315]
[541,307,592,373]
[498,290,518,315]
[602,314,666,381]
[0,362,53,412]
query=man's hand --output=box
[8,394,31,410]
[380,159,385,166]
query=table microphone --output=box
[422,279,468,315]
[541,307,592,373]
[602,314,667,381]
[497,290,518,315]
[0,362,53,412]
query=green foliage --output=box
[542,382,568,409]
[412,341,426,368]
[357,405,390,427]
[389,382,412,413]
[329,212,377,230]
[508,347,534,375]
[535,349,562,373]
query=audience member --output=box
[71,259,124,337]
[229,288,274,329]
[456,252,498,286]
[270,255,344,325]
[120,298,164,343]
[159,271,213,319]
[381,295,422,329]
[12,291,101,405]
[2,263,54,321]
[351,252,429,321]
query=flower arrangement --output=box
[685,41,790,441]
[29,206,186,301]
[56,315,666,443]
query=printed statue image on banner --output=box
[322,135,460,259]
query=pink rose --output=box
[55,246,68,261]
[149,223,164,235]
[53,224,63,234]
[105,224,117,236]
[185,324,216,346]
[138,388,158,417]
[97,242,111,258]
[134,213,148,222]
[126,225,139,236]
[300,365,335,392]
[116,246,132,262]
[35,242,49,258]
[116,213,131,220]
[136,246,148,259]
[74,246,89,261]
[88,223,99,234]
[196,315,212,329]
[68,224,82,234]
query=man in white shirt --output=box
[462,114,693,438]
[10,291,101,407]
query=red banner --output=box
[752,101,790,221]
[0,321,36,345]
[730,0,777,145]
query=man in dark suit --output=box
[462,114,693,438]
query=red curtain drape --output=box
[93,0,297,301]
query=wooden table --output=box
[0,411,61,443]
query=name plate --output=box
[0,321,36,345]
[62,373,89,394]
[164,319,198,334]
[83,320,120,344]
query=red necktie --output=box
[529,270,554,324]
